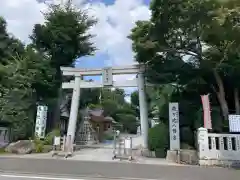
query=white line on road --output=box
[0,173,162,180]
[0,174,85,180]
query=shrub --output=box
[33,137,44,153]
[103,133,114,140]
[116,114,138,134]
[148,123,169,157]
[0,148,6,154]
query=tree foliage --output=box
[129,0,240,146]
[30,2,97,127]
[0,1,97,140]
[129,0,240,123]
[85,88,138,133]
[0,43,55,140]
[31,3,96,72]
[0,17,25,65]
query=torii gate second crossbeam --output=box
[60,64,149,150]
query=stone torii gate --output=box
[60,64,149,149]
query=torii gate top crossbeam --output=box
[60,64,145,76]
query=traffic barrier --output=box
[112,132,133,161]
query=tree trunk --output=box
[52,68,63,129]
[52,86,62,129]
[234,88,240,114]
[216,92,229,120]
[213,69,229,120]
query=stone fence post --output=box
[197,127,208,161]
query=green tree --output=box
[30,2,97,126]
[102,99,119,117]
[79,80,101,109]
[129,0,240,123]
[0,45,55,140]
[130,89,154,118]
[0,16,59,139]
[0,17,25,65]
[87,88,138,133]
[130,91,139,107]
[129,0,240,148]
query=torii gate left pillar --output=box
[61,64,149,149]
[66,75,81,146]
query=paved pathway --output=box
[72,134,143,162]
[0,135,175,165]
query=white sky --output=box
[0,0,151,103]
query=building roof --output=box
[61,105,115,123]
[88,109,104,117]
[105,116,114,121]
[104,116,117,123]
[87,109,115,123]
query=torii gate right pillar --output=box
[137,72,148,149]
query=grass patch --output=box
[0,148,7,154]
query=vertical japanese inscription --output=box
[169,102,180,150]
[102,67,113,86]
[35,105,48,139]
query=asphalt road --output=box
[0,157,240,180]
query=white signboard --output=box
[229,115,240,132]
[124,138,131,149]
[169,102,180,150]
[35,105,48,138]
[54,136,61,146]
[102,67,113,86]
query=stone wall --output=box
[166,150,198,165]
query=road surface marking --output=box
[0,174,85,180]
[0,173,161,180]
